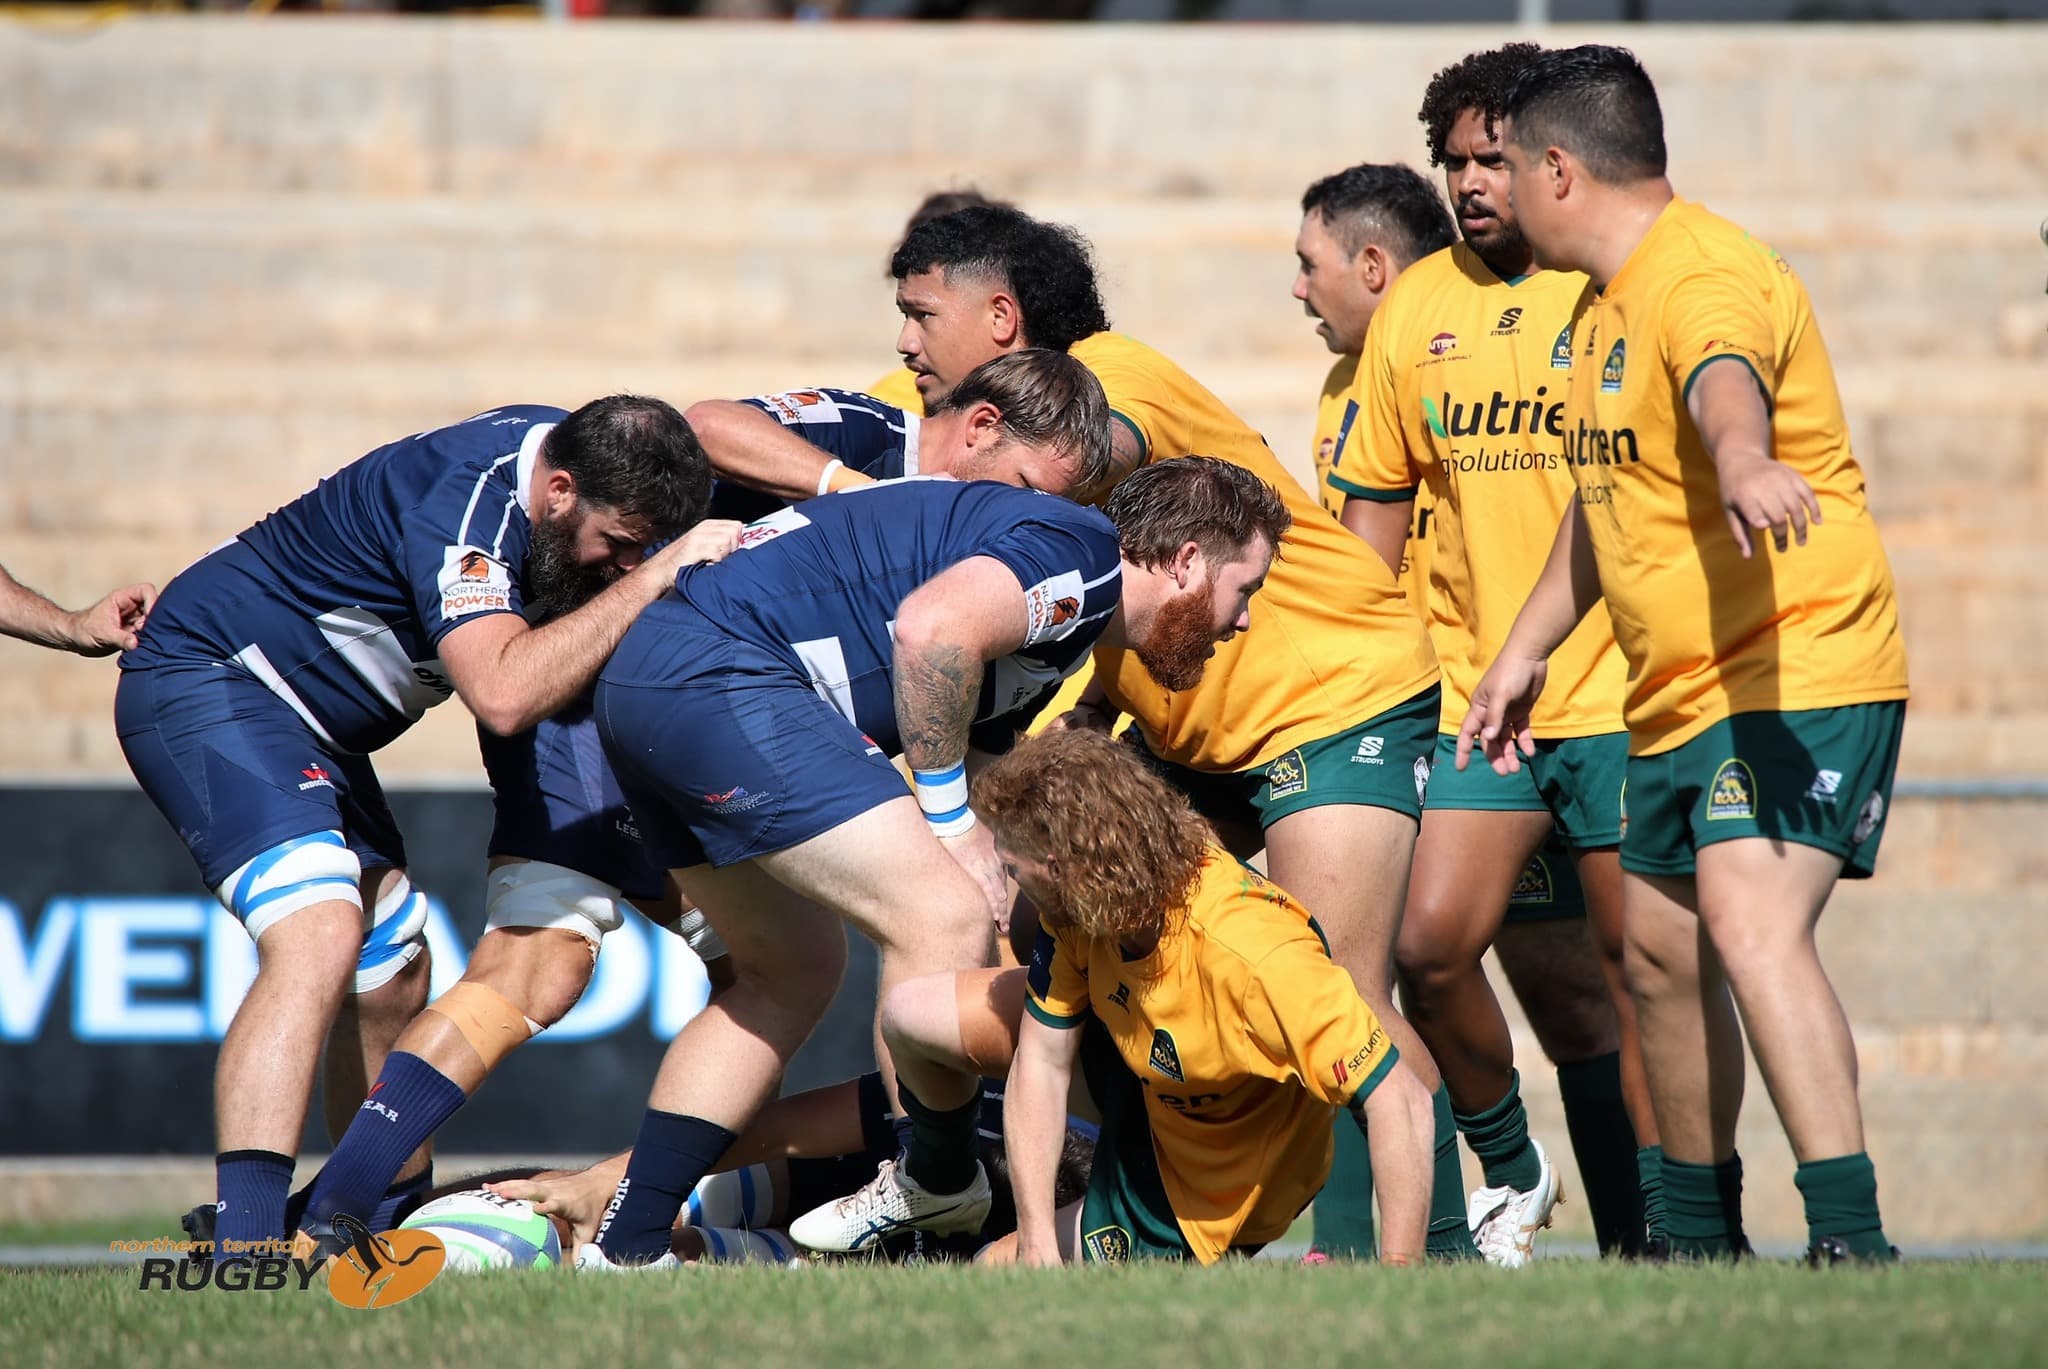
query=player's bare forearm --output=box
[1688,359,1817,557]
[1006,1019,1080,1265]
[0,565,118,653]
[442,522,740,735]
[893,638,981,774]
[685,400,872,501]
[1354,1060,1434,1265]
[1339,496,1414,581]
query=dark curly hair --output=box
[889,205,1111,354]
[1417,42,1545,167]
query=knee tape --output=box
[687,1226,797,1265]
[667,903,730,964]
[684,1164,777,1231]
[355,872,430,994]
[483,861,627,945]
[213,831,362,943]
[423,981,536,1072]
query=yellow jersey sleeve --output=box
[1328,305,1421,503]
[1024,926,1090,1029]
[1309,354,1362,518]
[1241,930,1398,1109]
[1658,268,1780,408]
[863,367,923,411]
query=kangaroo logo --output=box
[324,1213,445,1311]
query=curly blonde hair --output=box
[970,727,1213,947]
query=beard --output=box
[524,508,620,624]
[1461,205,1532,273]
[1134,581,1219,694]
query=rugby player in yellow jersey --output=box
[693,203,1476,1258]
[1331,44,1662,1264]
[1464,45,1909,1264]
[1296,164,1456,520]
[794,726,1435,1264]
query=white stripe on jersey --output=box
[315,607,455,728]
[901,412,922,475]
[230,643,341,749]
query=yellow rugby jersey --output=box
[876,334,1438,772]
[1074,333,1436,771]
[863,365,923,410]
[1563,198,1908,755]
[1310,354,1358,519]
[1333,245,1626,737]
[1026,848,1397,1265]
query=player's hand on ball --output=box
[1719,453,1821,558]
[487,1164,620,1251]
[69,582,155,655]
[1456,655,1546,776]
[941,821,1009,927]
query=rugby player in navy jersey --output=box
[278,351,1114,1246]
[116,396,735,1259]
[580,457,1292,1269]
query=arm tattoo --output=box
[894,638,983,774]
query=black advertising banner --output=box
[0,787,879,1155]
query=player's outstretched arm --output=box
[1455,501,1601,775]
[1689,358,1817,559]
[0,565,156,655]
[1005,1012,1084,1267]
[893,556,1032,918]
[684,400,876,501]
[1351,1059,1435,1266]
[440,519,742,735]
[1340,495,1415,581]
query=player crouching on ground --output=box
[794,727,1436,1266]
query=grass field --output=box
[4,1258,2045,1369]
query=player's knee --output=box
[217,831,364,965]
[879,972,954,1062]
[1522,992,1620,1065]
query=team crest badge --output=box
[1509,854,1555,906]
[1853,791,1886,844]
[1266,750,1308,800]
[1413,754,1432,804]
[1084,1226,1132,1263]
[1707,759,1757,821]
[1601,338,1628,393]
[1551,322,1575,369]
[1148,1029,1185,1082]
[1618,777,1629,839]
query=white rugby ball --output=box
[398,1188,562,1272]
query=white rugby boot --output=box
[786,1158,991,1254]
[1467,1136,1562,1269]
[575,1242,680,1273]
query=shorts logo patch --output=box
[1083,1225,1132,1263]
[1706,759,1757,821]
[1551,323,1575,369]
[1618,777,1629,839]
[859,732,884,757]
[702,786,773,814]
[1807,769,1843,804]
[1509,854,1555,906]
[1022,570,1090,647]
[1601,338,1628,393]
[438,545,513,620]
[1853,791,1886,844]
[1148,1029,1184,1082]
[1266,751,1308,800]
[1351,735,1385,765]
[1413,754,1432,804]
[298,764,335,792]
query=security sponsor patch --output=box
[1332,1026,1385,1089]
[438,545,513,621]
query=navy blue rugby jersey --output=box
[125,406,563,753]
[605,477,1122,757]
[706,387,923,525]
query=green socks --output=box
[1454,1068,1543,1193]
[1313,1110,1376,1258]
[1555,1053,1645,1256]
[1795,1152,1895,1259]
[1426,1086,1482,1261]
[1637,1145,1668,1248]
[1663,1152,1746,1259]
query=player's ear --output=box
[541,466,578,520]
[966,401,1006,444]
[1357,242,1390,295]
[989,290,1023,348]
[1547,146,1572,198]
[1169,539,1203,589]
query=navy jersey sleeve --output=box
[739,388,917,480]
[405,463,530,646]
[978,505,1124,653]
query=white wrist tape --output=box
[816,459,845,497]
[912,761,976,838]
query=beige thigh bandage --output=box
[423,981,535,1072]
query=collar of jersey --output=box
[514,422,554,517]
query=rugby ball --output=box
[398,1189,562,1272]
